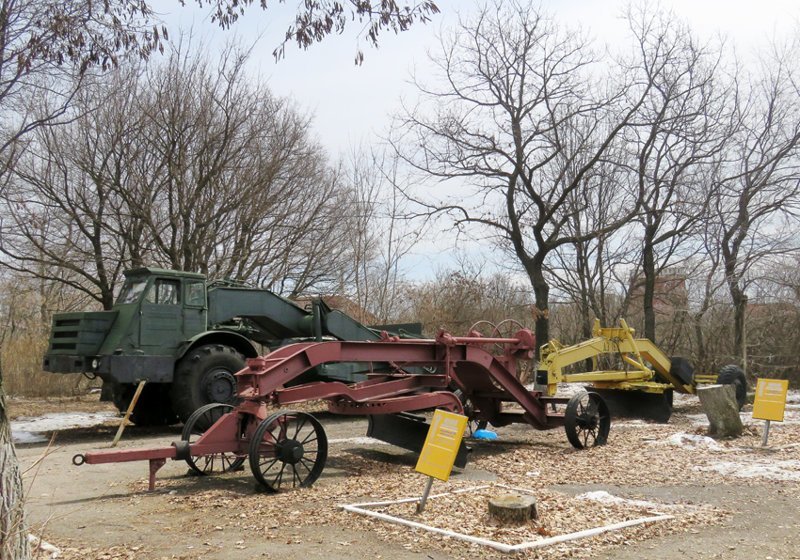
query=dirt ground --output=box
[10,394,800,560]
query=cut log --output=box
[697,384,744,438]
[487,493,538,524]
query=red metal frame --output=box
[75,329,568,490]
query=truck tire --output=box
[171,344,245,425]
[717,364,747,410]
[112,383,178,427]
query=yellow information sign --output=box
[415,409,468,482]
[753,378,789,422]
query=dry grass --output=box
[1,332,98,398]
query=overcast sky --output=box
[158,0,799,154]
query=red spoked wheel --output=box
[248,410,328,492]
[181,403,245,475]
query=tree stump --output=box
[487,493,538,524]
[697,384,744,437]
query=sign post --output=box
[752,378,789,447]
[414,409,468,513]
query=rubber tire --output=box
[668,357,695,386]
[717,364,747,410]
[171,345,245,424]
[112,383,178,427]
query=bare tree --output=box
[344,146,425,322]
[623,6,729,343]
[0,66,143,308]
[126,44,354,294]
[1,43,357,307]
[0,384,25,560]
[711,40,800,371]
[546,142,636,339]
[402,263,534,335]
[393,1,657,345]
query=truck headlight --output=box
[91,359,99,369]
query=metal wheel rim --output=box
[202,368,237,403]
[565,392,610,449]
[181,403,245,475]
[248,410,328,492]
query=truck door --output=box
[183,280,207,338]
[139,278,183,351]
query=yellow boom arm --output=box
[538,319,695,396]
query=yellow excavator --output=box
[535,319,744,422]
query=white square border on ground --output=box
[340,483,674,553]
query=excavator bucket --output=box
[366,412,471,468]
[591,388,673,423]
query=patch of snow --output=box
[547,383,591,398]
[29,534,60,558]
[12,431,48,444]
[689,411,751,424]
[576,490,671,512]
[696,460,800,481]
[612,419,649,428]
[665,433,723,451]
[10,411,118,445]
[328,436,388,446]
[785,390,800,404]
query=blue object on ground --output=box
[472,429,498,440]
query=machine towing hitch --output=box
[73,328,611,492]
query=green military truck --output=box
[43,267,418,426]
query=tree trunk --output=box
[0,374,30,560]
[575,242,593,341]
[732,290,748,373]
[697,384,743,438]
[642,233,657,342]
[530,264,550,351]
[724,257,747,369]
[693,313,707,372]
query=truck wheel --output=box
[717,364,747,410]
[171,344,245,425]
[112,383,178,426]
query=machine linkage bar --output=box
[273,374,448,405]
[327,391,462,415]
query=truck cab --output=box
[123,269,208,354]
[45,268,211,382]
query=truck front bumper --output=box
[43,354,174,384]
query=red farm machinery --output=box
[73,326,611,492]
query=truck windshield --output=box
[117,278,148,304]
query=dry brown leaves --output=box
[47,395,800,560]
